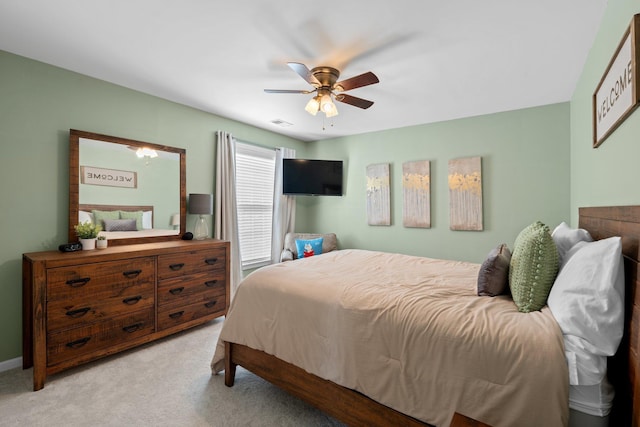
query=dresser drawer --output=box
[157,272,226,306]
[158,247,226,279]
[47,289,154,331]
[47,257,155,302]
[158,293,226,330]
[47,309,154,366]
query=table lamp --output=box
[189,193,213,240]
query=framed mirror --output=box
[69,129,186,246]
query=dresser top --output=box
[23,239,229,266]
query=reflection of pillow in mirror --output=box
[92,210,120,229]
[104,219,137,232]
[142,211,153,229]
[119,211,143,230]
[79,210,94,225]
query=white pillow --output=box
[547,236,624,385]
[551,222,593,266]
[142,211,153,229]
[78,210,94,225]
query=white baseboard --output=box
[0,357,22,373]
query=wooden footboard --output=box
[224,341,430,427]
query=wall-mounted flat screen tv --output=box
[282,159,343,196]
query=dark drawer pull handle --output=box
[169,263,185,271]
[66,337,91,348]
[204,300,217,308]
[65,307,91,318]
[169,311,184,319]
[122,322,144,333]
[204,280,218,287]
[169,287,185,295]
[122,296,142,305]
[205,257,218,265]
[123,269,142,279]
[66,277,90,287]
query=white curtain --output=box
[215,131,242,296]
[271,147,296,263]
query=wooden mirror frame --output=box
[68,129,186,246]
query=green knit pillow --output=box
[509,221,559,313]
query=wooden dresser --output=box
[22,239,230,390]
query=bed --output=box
[78,203,179,240]
[211,206,640,426]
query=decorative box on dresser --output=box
[22,239,230,391]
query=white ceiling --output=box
[0,1,607,142]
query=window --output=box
[235,142,276,269]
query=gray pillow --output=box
[477,243,511,296]
[104,218,137,232]
[119,210,144,231]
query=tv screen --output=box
[283,159,343,196]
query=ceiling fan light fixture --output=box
[320,93,338,117]
[266,62,377,119]
[305,96,320,116]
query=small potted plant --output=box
[74,222,102,250]
[96,235,108,249]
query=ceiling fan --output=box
[264,62,379,117]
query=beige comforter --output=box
[211,249,568,427]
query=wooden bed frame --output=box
[224,206,640,427]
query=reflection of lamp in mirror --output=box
[170,213,180,230]
[189,193,212,240]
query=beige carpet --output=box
[0,318,345,426]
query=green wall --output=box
[570,0,640,222]
[0,50,306,364]
[298,103,571,263]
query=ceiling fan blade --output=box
[335,93,374,109]
[287,62,321,87]
[264,89,315,94]
[334,71,379,92]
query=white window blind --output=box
[235,142,276,269]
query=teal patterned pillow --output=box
[509,221,559,313]
[295,237,324,259]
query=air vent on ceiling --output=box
[271,119,293,127]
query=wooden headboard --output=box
[579,206,640,427]
[79,203,154,228]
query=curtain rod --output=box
[217,130,290,152]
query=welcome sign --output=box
[593,14,640,148]
[81,166,137,188]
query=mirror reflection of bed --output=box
[79,203,179,240]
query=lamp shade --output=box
[305,96,320,115]
[189,193,213,215]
